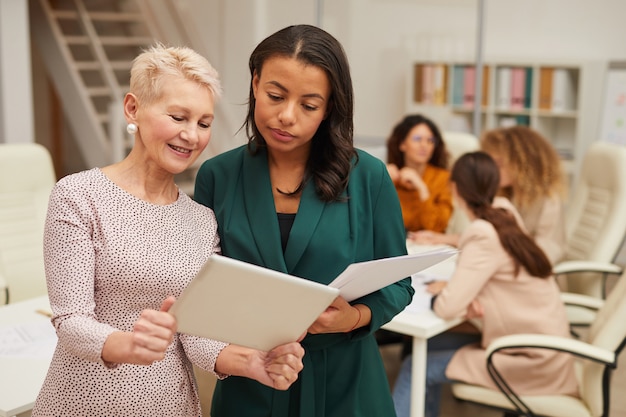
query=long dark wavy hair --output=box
[386,114,449,169]
[451,152,552,278]
[244,24,357,202]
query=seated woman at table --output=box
[32,44,304,416]
[392,151,578,417]
[411,125,566,265]
[386,114,453,233]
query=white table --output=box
[381,243,461,417]
[383,307,462,417]
[0,296,54,417]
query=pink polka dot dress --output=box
[33,168,227,416]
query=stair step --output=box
[53,10,145,22]
[86,85,130,97]
[65,36,153,46]
[75,61,133,71]
[100,36,154,46]
[86,86,111,96]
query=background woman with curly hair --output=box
[480,125,567,264]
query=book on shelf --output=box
[551,68,577,112]
[421,64,435,104]
[481,66,490,107]
[499,116,517,128]
[432,64,448,105]
[413,64,423,103]
[463,65,476,107]
[524,67,533,108]
[516,115,530,126]
[451,65,465,106]
[539,67,554,110]
[498,115,530,128]
[510,67,527,110]
[496,67,512,109]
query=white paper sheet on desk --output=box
[0,321,57,359]
[328,247,457,302]
[406,262,457,313]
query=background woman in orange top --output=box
[386,114,452,233]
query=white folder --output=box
[171,248,457,351]
[170,255,339,351]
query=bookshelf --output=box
[406,60,606,184]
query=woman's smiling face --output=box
[133,75,215,175]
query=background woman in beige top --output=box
[392,152,577,417]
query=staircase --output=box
[29,0,216,194]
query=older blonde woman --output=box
[33,44,304,416]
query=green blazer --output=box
[195,145,413,417]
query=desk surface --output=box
[383,308,462,339]
[0,296,53,417]
[382,242,461,338]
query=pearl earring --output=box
[126,123,137,135]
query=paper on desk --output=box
[328,247,457,302]
[0,321,57,359]
[405,256,457,313]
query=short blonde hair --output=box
[129,43,221,105]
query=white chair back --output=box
[450,270,626,417]
[0,143,56,303]
[580,272,626,416]
[354,135,386,162]
[442,131,479,166]
[442,131,479,234]
[563,141,626,298]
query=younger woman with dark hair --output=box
[195,24,413,417]
[386,114,452,233]
[392,151,578,417]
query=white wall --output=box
[187,0,626,152]
[0,0,34,144]
[17,0,626,162]
[346,0,626,140]
[198,0,319,153]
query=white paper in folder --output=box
[328,247,457,302]
[170,255,340,351]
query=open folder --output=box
[170,255,340,351]
[171,248,457,351]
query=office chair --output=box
[0,143,56,303]
[442,131,479,235]
[450,266,626,417]
[442,131,479,165]
[554,141,626,326]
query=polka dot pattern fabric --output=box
[33,168,227,416]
